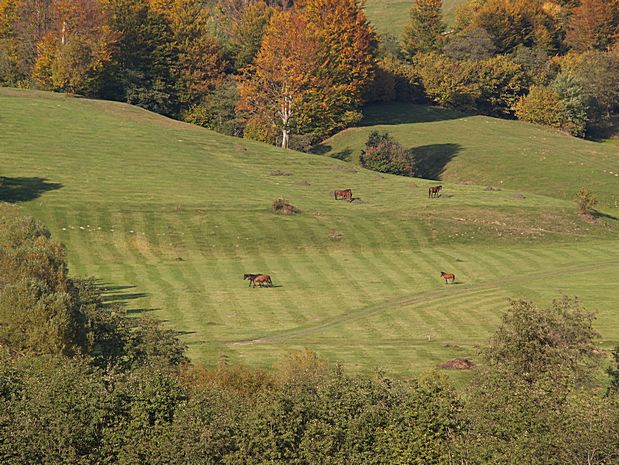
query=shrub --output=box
[272,197,299,215]
[514,84,588,137]
[243,117,276,144]
[360,131,415,177]
[575,188,597,216]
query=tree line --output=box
[1,0,617,145]
[1,203,618,464]
[375,0,619,138]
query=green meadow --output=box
[1,88,618,378]
[364,0,464,36]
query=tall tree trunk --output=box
[281,129,289,149]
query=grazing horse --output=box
[440,271,456,284]
[334,189,353,202]
[244,273,273,288]
[428,185,442,198]
[243,273,260,287]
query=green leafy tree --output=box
[476,55,528,115]
[515,82,588,137]
[229,1,273,68]
[561,51,619,121]
[552,71,590,137]
[453,297,615,465]
[183,76,242,136]
[401,0,445,60]
[0,356,111,465]
[443,27,496,60]
[100,0,177,114]
[360,131,415,176]
[416,52,481,110]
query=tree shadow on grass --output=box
[411,143,462,180]
[0,177,63,203]
[359,103,467,126]
[310,144,354,162]
[96,282,150,310]
[591,210,618,221]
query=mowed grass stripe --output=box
[4,89,619,376]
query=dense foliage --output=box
[1,205,618,464]
[377,0,619,137]
[360,130,416,176]
[1,0,617,142]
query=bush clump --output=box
[272,197,299,215]
[359,131,415,177]
[575,188,597,216]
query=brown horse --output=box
[244,273,273,288]
[440,271,456,284]
[428,185,442,198]
[334,189,353,202]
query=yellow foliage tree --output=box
[32,0,118,94]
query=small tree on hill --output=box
[360,131,415,176]
[401,0,445,60]
[575,188,597,216]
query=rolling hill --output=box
[319,103,619,212]
[2,88,618,378]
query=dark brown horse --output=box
[428,185,442,198]
[334,189,353,202]
[244,273,273,288]
[440,271,456,284]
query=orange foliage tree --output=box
[237,0,376,148]
[566,0,619,52]
[237,10,335,148]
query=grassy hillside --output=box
[319,103,619,212]
[364,0,464,36]
[2,88,618,378]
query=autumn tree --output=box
[237,10,334,148]
[401,0,445,60]
[566,0,619,52]
[32,0,118,95]
[238,1,376,147]
[0,0,53,84]
[302,0,377,135]
[456,0,561,54]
